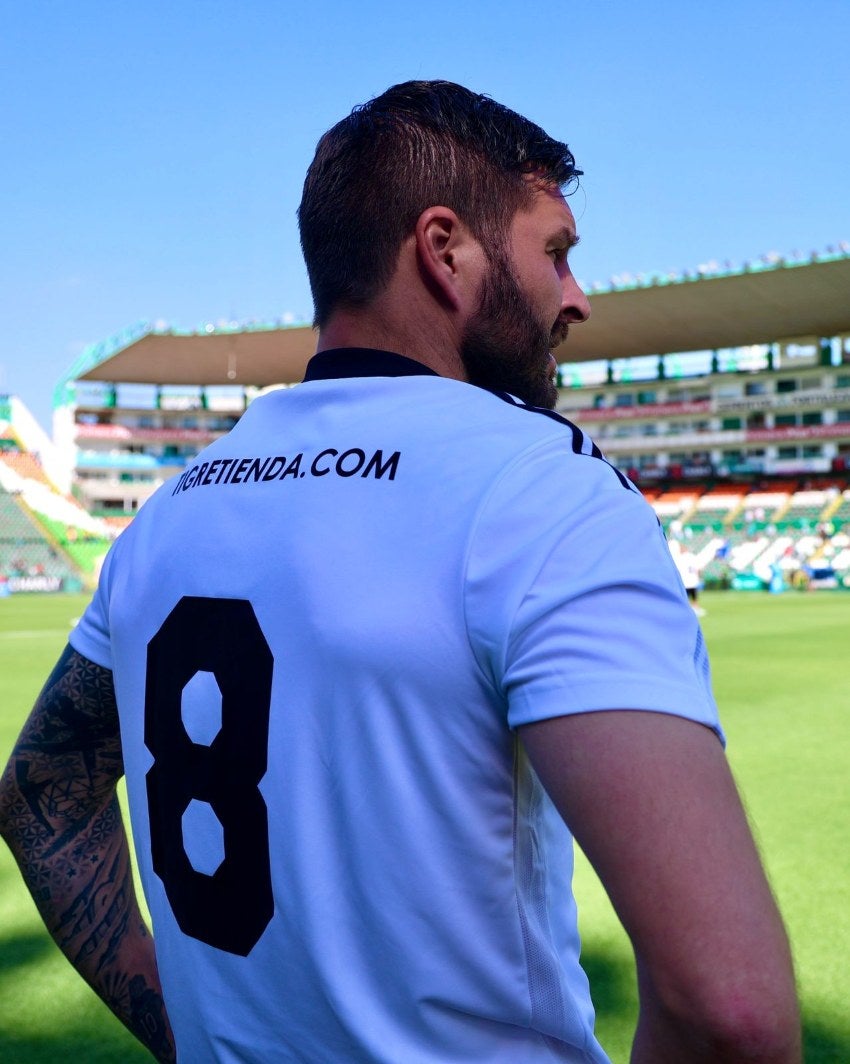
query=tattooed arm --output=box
[0,645,176,1063]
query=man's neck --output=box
[316,310,467,383]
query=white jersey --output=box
[71,348,721,1064]
[671,543,701,591]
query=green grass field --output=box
[1,591,849,1062]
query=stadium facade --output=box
[49,245,850,513]
[2,243,850,592]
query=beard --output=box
[459,255,566,410]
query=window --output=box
[837,410,850,423]
[777,446,799,459]
[745,381,768,396]
[799,376,823,391]
[614,393,634,408]
[747,413,766,429]
[802,445,823,458]
[836,374,850,389]
[637,390,656,405]
[776,379,797,393]
[802,411,823,426]
[721,416,742,430]
[775,414,797,427]
[119,472,155,484]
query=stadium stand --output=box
[658,481,850,589]
[650,490,701,530]
[740,488,795,525]
[690,489,748,529]
[1,450,54,487]
[0,486,78,590]
[823,531,850,571]
[828,490,850,527]
[780,489,837,527]
[0,437,114,591]
[14,241,850,593]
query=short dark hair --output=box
[298,80,582,327]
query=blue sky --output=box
[2,0,849,430]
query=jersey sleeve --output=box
[68,536,120,670]
[464,438,722,740]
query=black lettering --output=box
[215,458,233,484]
[281,453,303,479]
[362,449,400,481]
[246,457,272,482]
[230,458,251,484]
[196,463,209,486]
[336,448,366,477]
[172,471,189,496]
[262,456,287,480]
[183,466,200,490]
[145,597,274,955]
[311,449,337,476]
[203,460,220,486]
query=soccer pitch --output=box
[1,591,848,1062]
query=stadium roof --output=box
[569,250,850,362]
[64,248,850,391]
[69,321,316,389]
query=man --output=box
[670,538,705,615]
[1,81,800,1062]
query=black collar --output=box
[302,348,440,382]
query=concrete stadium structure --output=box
[51,245,850,515]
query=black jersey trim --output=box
[303,349,440,382]
[487,389,638,493]
[303,350,635,493]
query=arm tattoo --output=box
[0,645,176,1063]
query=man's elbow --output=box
[639,960,801,1062]
[697,989,801,1062]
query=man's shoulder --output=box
[473,388,638,494]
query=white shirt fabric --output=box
[671,542,701,591]
[70,349,721,1064]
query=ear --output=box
[414,207,484,312]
